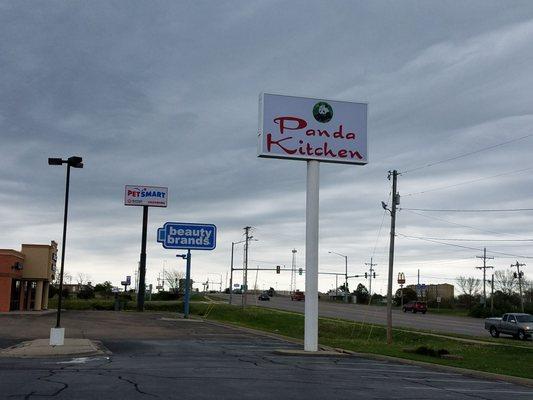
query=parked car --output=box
[485,313,533,340]
[402,301,427,314]
[290,290,305,301]
[258,292,270,301]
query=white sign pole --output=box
[304,160,320,352]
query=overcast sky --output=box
[2,0,533,295]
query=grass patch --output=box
[188,303,533,379]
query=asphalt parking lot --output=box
[0,311,531,399]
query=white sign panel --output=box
[258,93,368,165]
[124,185,168,207]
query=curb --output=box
[201,318,533,388]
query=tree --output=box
[494,270,518,296]
[76,272,91,286]
[94,281,113,299]
[163,269,185,292]
[354,283,369,304]
[394,287,417,306]
[456,276,481,297]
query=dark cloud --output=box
[1,1,533,292]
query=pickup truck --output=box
[484,313,533,340]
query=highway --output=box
[225,294,491,338]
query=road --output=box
[1,311,531,399]
[226,294,491,337]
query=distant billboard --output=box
[258,93,368,165]
[124,185,168,207]
[157,222,217,250]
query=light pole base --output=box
[50,327,65,346]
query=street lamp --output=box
[329,251,348,293]
[48,156,83,345]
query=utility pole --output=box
[385,170,399,345]
[291,249,297,293]
[476,248,494,308]
[511,261,526,313]
[242,226,252,308]
[490,274,494,315]
[365,258,377,297]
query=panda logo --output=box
[313,102,333,123]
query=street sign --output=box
[436,296,442,303]
[124,185,168,207]
[157,222,217,250]
[233,283,240,288]
[258,93,368,165]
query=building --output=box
[0,241,57,312]
[406,283,454,301]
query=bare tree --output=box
[494,270,518,295]
[76,272,91,286]
[456,276,481,296]
[162,269,185,291]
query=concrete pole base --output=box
[50,327,65,346]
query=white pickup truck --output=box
[484,313,533,340]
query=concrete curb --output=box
[0,338,110,358]
[201,318,533,388]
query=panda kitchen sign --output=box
[124,185,168,207]
[258,93,367,165]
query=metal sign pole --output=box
[184,249,192,318]
[137,205,148,311]
[304,160,319,352]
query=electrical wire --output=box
[402,209,520,237]
[400,207,533,212]
[400,133,533,174]
[402,166,533,197]
[398,233,533,259]
[396,234,533,242]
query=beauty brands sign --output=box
[258,93,368,165]
[124,185,168,207]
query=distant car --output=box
[403,301,427,314]
[233,289,243,294]
[290,291,305,301]
[258,293,270,301]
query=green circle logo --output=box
[313,102,333,123]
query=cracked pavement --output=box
[0,311,532,399]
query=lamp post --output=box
[329,251,348,294]
[229,240,246,305]
[48,156,83,346]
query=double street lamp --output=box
[48,156,83,345]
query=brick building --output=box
[0,241,57,312]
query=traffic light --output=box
[276,265,280,274]
[513,272,518,279]
[298,268,303,276]
[373,272,376,278]
[365,272,368,279]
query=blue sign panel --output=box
[157,222,216,250]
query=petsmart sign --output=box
[258,93,368,165]
[157,222,217,250]
[124,185,168,207]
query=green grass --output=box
[425,307,469,317]
[188,303,533,379]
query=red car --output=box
[290,291,305,301]
[402,301,427,314]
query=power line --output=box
[400,133,533,174]
[400,207,533,212]
[402,209,519,238]
[397,233,533,259]
[403,166,533,197]
[396,234,533,242]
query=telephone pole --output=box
[242,226,252,308]
[385,170,399,345]
[365,257,377,297]
[476,247,494,308]
[511,261,526,313]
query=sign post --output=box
[125,185,168,311]
[258,93,368,352]
[157,222,217,318]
